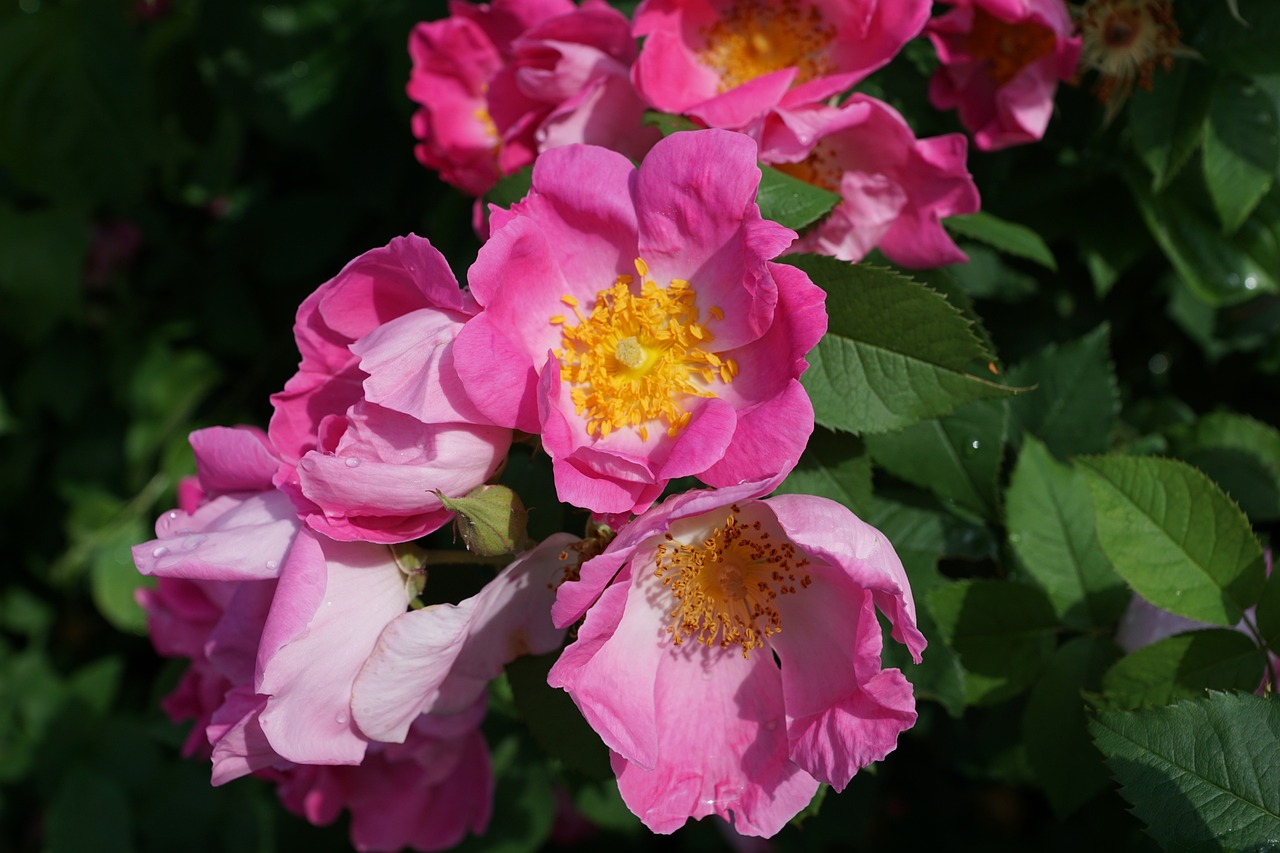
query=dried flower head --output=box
[1077,0,1185,120]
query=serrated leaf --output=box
[784,255,1014,435]
[943,244,1038,303]
[1102,629,1266,709]
[865,398,1009,520]
[927,579,1058,705]
[1168,411,1280,522]
[1254,570,1280,653]
[1129,61,1214,189]
[756,164,840,231]
[776,427,871,514]
[1079,455,1266,625]
[1204,75,1279,233]
[1023,637,1119,816]
[1007,324,1120,458]
[1006,437,1128,630]
[943,211,1056,270]
[1091,692,1280,851]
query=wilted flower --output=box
[1077,0,1183,121]
[548,479,925,836]
[454,129,827,515]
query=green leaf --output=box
[943,244,1038,303]
[756,164,840,231]
[1007,324,1120,458]
[1254,570,1280,653]
[927,579,1059,705]
[485,166,533,210]
[1091,692,1280,851]
[776,427,872,514]
[89,517,152,635]
[1078,455,1267,625]
[1204,75,1279,233]
[1022,637,1119,816]
[1006,437,1128,630]
[1190,0,1280,75]
[1102,629,1266,709]
[785,255,1014,435]
[868,497,993,716]
[1129,61,1214,190]
[0,205,90,343]
[506,652,611,781]
[1128,164,1280,306]
[865,398,1009,520]
[1168,411,1280,522]
[642,110,698,137]
[943,211,1056,270]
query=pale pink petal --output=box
[190,426,280,495]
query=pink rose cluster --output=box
[126,0,986,843]
[407,0,1074,271]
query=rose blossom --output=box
[631,0,930,134]
[763,94,980,267]
[453,129,827,516]
[408,0,657,197]
[925,0,1081,151]
[268,234,511,544]
[547,478,925,836]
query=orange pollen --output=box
[698,0,836,94]
[772,141,842,193]
[653,506,812,659]
[965,6,1059,86]
[552,258,736,443]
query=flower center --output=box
[1079,0,1180,106]
[654,506,811,658]
[551,258,736,443]
[772,141,841,192]
[965,7,1058,86]
[698,0,836,94]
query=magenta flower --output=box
[547,479,925,836]
[926,0,1081,151]
[408,0,657,197]
[454,130,826,515]
[269,235,511,544]
[632,0,930,133]
[762,94,980,267]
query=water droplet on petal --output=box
[265,559,279,571]
[152,546,169,558]
[181,534,206,551]
[299,458,315,471]
[335,713,348,725]
[344,457,360,468]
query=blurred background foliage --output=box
[1,0,1278,851]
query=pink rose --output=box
[548,478,926,836]
[632,0,930,133]
[454,129,827,515]
[926,0,1082,151]
[764,94,980,267]
[269,235,512,544]
[408,0,657,197]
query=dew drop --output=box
[344,457,361,468]
[1245,276,1259,290]
[151,546,170,558]
[335,713,348,726]
[299,458,315,471]
[1148,353,1169,375]
[166,510,180,521]
[181,534,206,551]
[265,559,279,571]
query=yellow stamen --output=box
[698,0,836,94]
[551,259,735,441]
[654,506,812,658]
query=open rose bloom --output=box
[455,129,827,515]
[632,0,930,133]
[549,479,926,835]
[926,0,1082,150]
